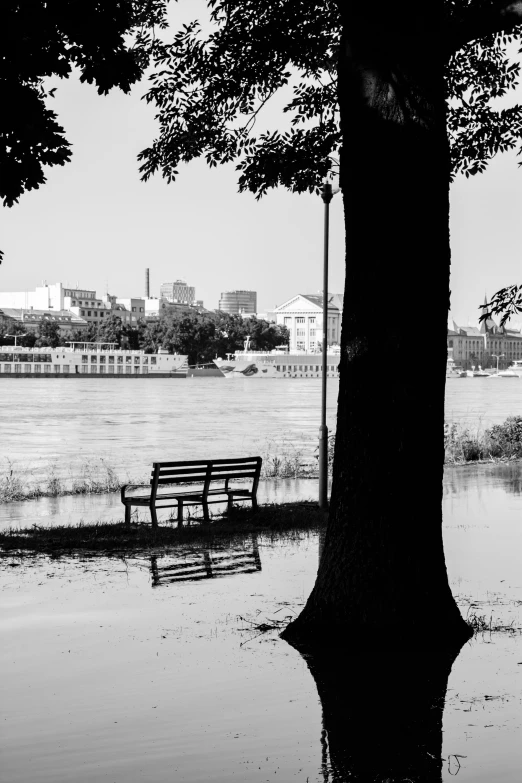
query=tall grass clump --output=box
[445,416,522,463]
[259,435,314,478]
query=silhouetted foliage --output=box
[1,0,168,210]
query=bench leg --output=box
[150,504,158,529]
[202,501,210,524]
[124,503,131,528]
[251,495,258,513]
[177,500,183,527]
[227,494,234,515]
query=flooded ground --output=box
[0,478,322,530]
[1,464,521,781]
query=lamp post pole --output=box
[319,182,334,509]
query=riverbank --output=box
[0,502,327,557]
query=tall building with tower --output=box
[160,280,195,305]
[218,290,257,315]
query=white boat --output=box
[215,345,340,379]
[0,342,188,378]
[504,360,522,377]
[472,366,490,377]
[488,370,519,378]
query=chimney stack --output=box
[145,268,150,298]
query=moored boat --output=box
[0,342,188,377]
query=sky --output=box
[0,3,521,321]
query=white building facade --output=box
[274,294,343,352]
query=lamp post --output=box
[491,353,505,374]
[318,181,339,509]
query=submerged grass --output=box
[0,457,125,503]
[0,502,327,557]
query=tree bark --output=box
[282,1,472,648]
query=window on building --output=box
[82,355,88,363]
[81,310,85,316]
[35,365,41,373]
[310,342,316,351]
[151,357,157,365]
[109,366,114,374]
[139,307,144,313]
[296,317,305,324]
[63,366,69,374]
[297,342,305,350]
[118,356,123,363]
[100,311,104,317]
[126,356,132,364]
[44,365,51,373]
[142,366,148,374]
[24,364,31,373]
[117,366,123,374]
[297,329,306,337]
[91,355,97,362]
[134,366,140,374]
[87,311,91,317]
[108,356,114,364]
[91,366,97,373]
[284,317,292,325]
[132,307,136,312]
[99,355,106,363]
[309,317,316,324]
[126,366,132,374]
[142,357,148,364]
[134,356,140,365]
[54,365,60,373]
[4,365,12,373]
[81,366,88,374]
[310,329,316,338]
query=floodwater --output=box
[1,465,521,782]
[1,376,521,493]
[0,478,323,530]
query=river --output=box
[1,376,521,491]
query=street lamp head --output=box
[321,181,340,204]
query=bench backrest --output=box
[150,457,262,499]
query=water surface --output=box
[1,463,520,782]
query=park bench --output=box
[121,456,262,528]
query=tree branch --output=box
[448,1,522,57]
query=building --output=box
[0,283,147,327]
[219,290,257,315]
[448,298,522,369]
[273,293,343,352]
[160,280,196,305]
[0,307,88,333]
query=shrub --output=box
[484,416,522,459]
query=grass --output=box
[0,457,125,503]
[445,416,522,464]
[0,501,327,557]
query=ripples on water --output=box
[1,377,521,489]
[0,465,520,782]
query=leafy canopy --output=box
[138,0,522,197]
[1,0,168,210]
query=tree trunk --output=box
[282,2,472,648]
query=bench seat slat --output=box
[153,457,260,468]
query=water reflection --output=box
[149,537,262,586]
[444,461,522,496]
[289,642,465,782]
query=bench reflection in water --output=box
[150,537,261,586]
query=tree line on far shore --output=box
[0,311,290,365]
